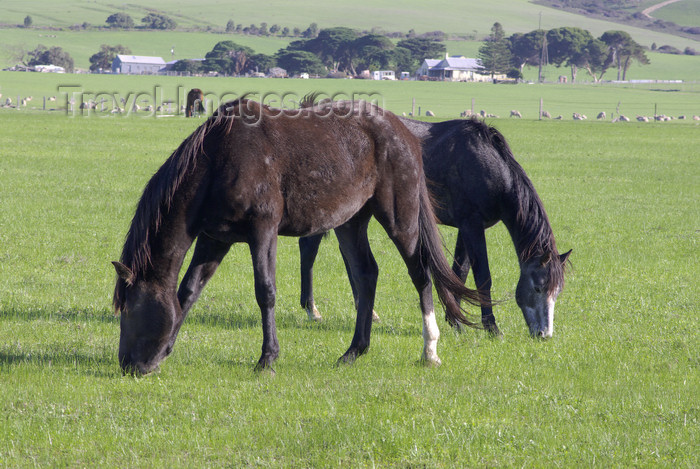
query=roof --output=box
[431,57,483,71]
[115,55,166,65]
[422,59,441,67]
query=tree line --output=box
[478,23,651,82]
[168,28,447,77]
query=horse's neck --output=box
[501,190,553,262]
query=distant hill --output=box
[1,0,697,69]
[534,0,700,41]
[3,0,698,46]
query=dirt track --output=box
[641,0,684,19]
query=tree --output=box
[478,22,513,78]
[396,38,446,62]
[141,13,176,30]
[350,34,395,74]
[27,45,74,72]
[226,20,235,33]
[305,27,358,71]
[249,53,276,74]
[106,13,134,29]
[170,59,203,74]
[23,15,32,28]
[89,44,131,72]
[546,27,597,82]
[202,41,256,75]
[509,29,546,74]
[600,30,649,80]
[302,22,318,38]
[573,37,609,82]
[275,50,325,76]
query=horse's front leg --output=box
[249,227,280,371]
[299,234,324,321]
[177,234,231,317]
[456,225,499,336]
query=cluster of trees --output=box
[25,45,74,72]
[478,23,650,82]
[171,28,447,77]
[106,12,176,30]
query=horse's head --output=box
[113,261,180,375]
[516,249,571,338]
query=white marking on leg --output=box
[422,309,441,366]
[306,302,322,321]
[545,294,555,337]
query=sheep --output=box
[540,110,551,119]
[509,110,522,118]
[597,112,606,120]
[636,116,649,122]
[572,113,587,120]
[425,110,435,117]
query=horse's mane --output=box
[462,118,567,293]
[113,99,250,313]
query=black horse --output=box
[299,117,571,337]
[113,98,486,375]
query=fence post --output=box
[539,98,543,120]
[412,98,415,116]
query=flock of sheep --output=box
[2,93,698,122]
[458,107,699,122]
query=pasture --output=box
[1,70,699,122]
[0,101,697,466]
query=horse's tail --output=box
[417,177,486,328]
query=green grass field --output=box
[0,95,698,466]
[1,70,699,126]
[1,0,698,71]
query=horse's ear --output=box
[540,252,552,266]
[112,261,134,285]
[559,249,572,265]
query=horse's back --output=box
[419,119,514,227]
[201,101,422,238]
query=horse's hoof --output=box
[254,362,277,376]
[336,351,358,366]
[485,324,503,338]
[421,355,442,367]
[371,310,380,322]
[306,306,322,322]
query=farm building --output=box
[417,55,492,82]
[111,55,166,75]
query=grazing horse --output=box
[299,117,571,337]
[113,98,486,375]
[185,88,205,117]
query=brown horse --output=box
[113,98,485,375]
[185,88,204,117]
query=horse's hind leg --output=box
[248,226,280,371]
[299,234,324,321]
[376,218,441,366]
[334,215,378,365]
